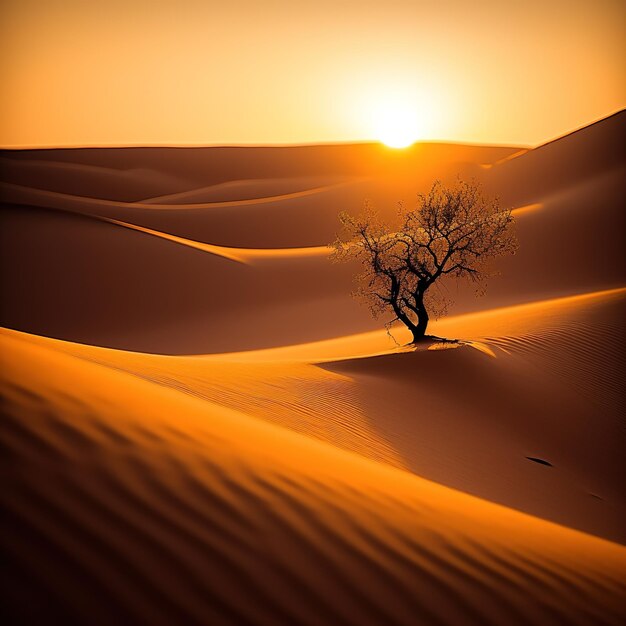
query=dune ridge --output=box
[89,216,330,264]
[137,176,355,204]
[0,178,362,211]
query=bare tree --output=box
[331,180,517,343]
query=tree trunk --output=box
[410,304,429,342]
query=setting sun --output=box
[360,86,443,148]
[379,126,418,148]
[374,101,421,148]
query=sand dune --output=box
[1,142,520,249]
[1,142,519,195]
[0,203,367,353]
[7,287,622,543]
[0,173,473,248]
[0,157,194,202]
[3,142,522,354]
[484,109,625,206]
[2,329,625,626]
[1,155,624,352]
[0,178,364,211]
[1,113,625,625]
[72,214,329,264]
[138,176,354,204]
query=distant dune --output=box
[485,109,626,206]
[1,112,624,353]
[1,111,625,625]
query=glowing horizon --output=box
[1,0,624,149]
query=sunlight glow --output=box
[374,101,421,148]
[1,2,624,147]
[359,84,444,148]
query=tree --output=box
[331,179,517,343]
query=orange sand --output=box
[1,112,625,625]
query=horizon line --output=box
[1,107,623,152]
[0,138,528,151]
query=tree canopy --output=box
[331,179,517,342]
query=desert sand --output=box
[1,110,625,625]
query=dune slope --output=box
[7,287,623,544]
[2,330,625,626]
[484,109,626,206]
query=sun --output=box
[379,125,417,148]
[357,84,443,148]
[374,101,421,148]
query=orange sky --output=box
[1,0,624,148]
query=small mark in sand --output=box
[526,456,553,467]
[588,493,603,500]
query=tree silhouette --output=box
[331,180,517,342]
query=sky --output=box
[1,0,624,148]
